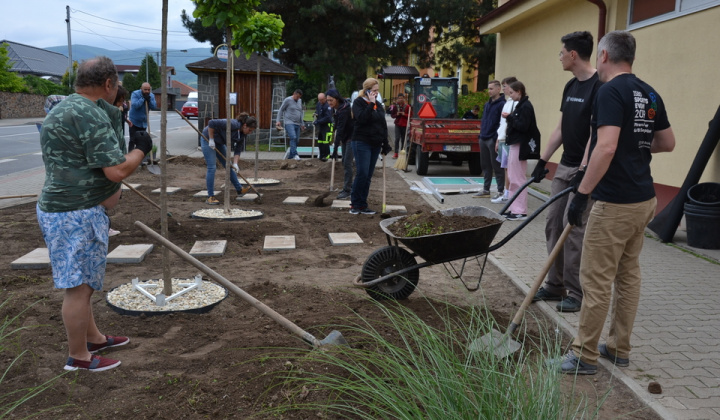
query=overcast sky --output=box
[1,0,210,52]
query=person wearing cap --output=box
[326,89,355,199]
[388,93,411,159]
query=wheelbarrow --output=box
[354,177,573,300]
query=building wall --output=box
[0,92,45,119]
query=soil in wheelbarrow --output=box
[0,157,659,419]
[387,211,500,238]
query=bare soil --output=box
[0,157,659,419]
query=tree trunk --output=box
[254,58,260,180]
[160,0,172,296]
[224,28,233,214]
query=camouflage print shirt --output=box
[38,94,127,213]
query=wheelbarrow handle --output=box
[498,170,548,215]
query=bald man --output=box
[129,82,158,141]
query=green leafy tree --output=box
[233,10,284,179]
[0,43,27,93]
[122,72,140,93]
[181,9,226,53]
[22,75,66,96]
[138,55,161,90]
[60,61,77,94]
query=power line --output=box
[71,8,188,34]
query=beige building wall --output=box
[482,0,720,188]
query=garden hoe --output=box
[174,109,262,203]
[470,224,573,358]
[135,221,348,348]
[145,102,161,175]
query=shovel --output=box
[134,221,348,348]
[470,224,573,358]
[145,102,161,174]
[313,131,338,206]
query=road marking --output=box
[0,159,18,164]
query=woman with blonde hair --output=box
[349,78,391,214]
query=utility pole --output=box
[65,5,72,88]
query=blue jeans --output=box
[285,123,300,158]
[201,141,243,196]
[350,140,380,210]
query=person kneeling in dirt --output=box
[201,116,254,204]
[230,113,259,179]
[37,56,151,372]
[326,89,355,200]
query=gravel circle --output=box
[107,278,227,313]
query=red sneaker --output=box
[64,355,121,372]
[87,335,130,353]
[393,153,399,159]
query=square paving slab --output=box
[385,205,407,213]
[11,248,50,270]
[283,196,309,205]
[189,240,227,257]
[121,183,141,191]
[193,190,222,197]
[328,232,363,246]
[151,187,181,194]
[107,244,154,264]
[263,235,296,251]
[236,194,260,202]
[331,199,351,209]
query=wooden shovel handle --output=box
[121,180,161,211]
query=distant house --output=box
[171,80,197,102]
[186,51,295,130]
[1,40,68,83]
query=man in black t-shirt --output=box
[531,31,601,313]
[557,30,676,376]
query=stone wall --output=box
[0,92,46,119]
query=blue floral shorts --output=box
[36,204,109,291]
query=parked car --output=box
[181,101,198,118]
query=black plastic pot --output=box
[687,182,720,207]
[684,196,720,250]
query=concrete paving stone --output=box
[107,244,154,264]
[683,386,720,399]
[330,199,351,209]
[236,193,260,202]
[666,407,716,420]
[283,196,309,205]
[10,248,50,269]
[151,187,181,194]
[263,235,295,251]
[328,232,363,246]
[675,395,720,408]
[660,397,689,411]
[696,376,720,388]
[384,204,407,213]
[121,183,141,190]
[189,240,227,257]
[662,367,716,378]
[193,190,222,197]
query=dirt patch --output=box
[387,211,500,238]
[0,157,660,419]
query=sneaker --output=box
[551,350,597,375]
[393,153,399,159]
[349,208,360,215]
[360,208,376,215]
[533,287,563,302]
[64,354,121,372]
[87,335,130,354]
[237,186,251,196]
[490,192,508,204]
[337,191,351,200]
[293,155,301,161]
[108,228,121,237]
[473,190,491,198]
[206,196,220,205]
[598,343,629,367]
[505,212,527,221]
[556,296,582,312]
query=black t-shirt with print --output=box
[559,72,601,167]
[589,73,670,203]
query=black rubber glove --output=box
[531,159,547,183]
[570,169,585,193]
[131,131,153,155]
[331,148,339,160]
[567,193,589,227]
[381,143,392,156]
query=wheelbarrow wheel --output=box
[361,246,419,300]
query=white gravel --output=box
[192,208,263,219]
[107,277,227,312]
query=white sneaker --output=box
[108,228,121,237]
[293,155,301,161]
[491,193,508,204]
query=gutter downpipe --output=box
[586,0,607,40]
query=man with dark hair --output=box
[314,92,333,161]
[531,31,601,313]
[389,93,410,158]
[276,89,304,161]
[37,56,152,372]
[474,80,505,199]
[557,30,675,375]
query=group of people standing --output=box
[474,30,675,377]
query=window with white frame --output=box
[629,0,720,27]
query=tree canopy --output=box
[0,43,27,93]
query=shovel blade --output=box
[469,328,522,358]
[147,164,161,175]
[318,330,348,347]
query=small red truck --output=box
[407,77,482,175]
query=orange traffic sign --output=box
[418,102,437,118]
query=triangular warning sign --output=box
[418,102,437,118]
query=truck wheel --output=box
[416,149,429,175]
[468,153,482,175]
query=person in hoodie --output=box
[326,89,355,200]
[473,80,506,199]
[349,78,391,214]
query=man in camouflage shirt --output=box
[37,56,152,372]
